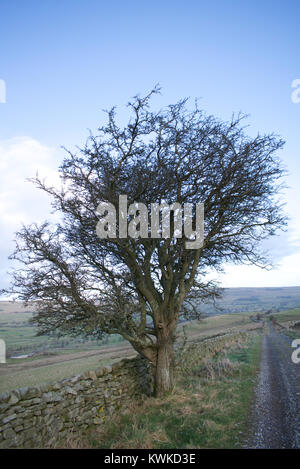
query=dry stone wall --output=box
[0,330,251,448]
[175,330,249,375]
[0,355,153,448]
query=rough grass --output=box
[272,308,300,323]
[282,329,300,340]
[53,333,262,449]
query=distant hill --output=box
[0,301,34,313]
[200,286,300,315]
[1,286,300,316]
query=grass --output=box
[0,311,257,394]
[0,306,296,357]
[0,311,124,357]
[281,329,300,340]
[182,312,254,338]
[1,307,296,398]
[0,356,124,393]
[271,308,300,322]
[0,310,263,395]
[55,332,262,449]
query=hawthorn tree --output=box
[4,88,286,396]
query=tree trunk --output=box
[154,339,174,397]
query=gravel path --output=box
[245,323,300,449]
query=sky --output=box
[0,0,300,293]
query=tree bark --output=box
[154,338,174,397]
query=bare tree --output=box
[4,87,286,396]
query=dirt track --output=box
[245,324,300,449]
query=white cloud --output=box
[209,183,300,288]
[210,250,300,288]
[0,137,62,292]
[0,137,61,227]
[209,215,300,287]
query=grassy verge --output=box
[282,329,300,340]
[57,333,262,449]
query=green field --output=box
[1,284,299,355]
[0,310,124,357]
[0,356,123,394]
[181,312,254,338]
[270,308,300,322]
[0,310,256,393]
[0,301,299,395]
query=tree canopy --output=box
[4,88,286,395]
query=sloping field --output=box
[0,307,298,395]
[0,344,136,393]
[0,312,256,393]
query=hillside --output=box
[0,286,299,359]
[199,286,300,314]
[1,286,300,316]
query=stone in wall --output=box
[0,355,153,448]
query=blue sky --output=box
[0,0,300,291]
